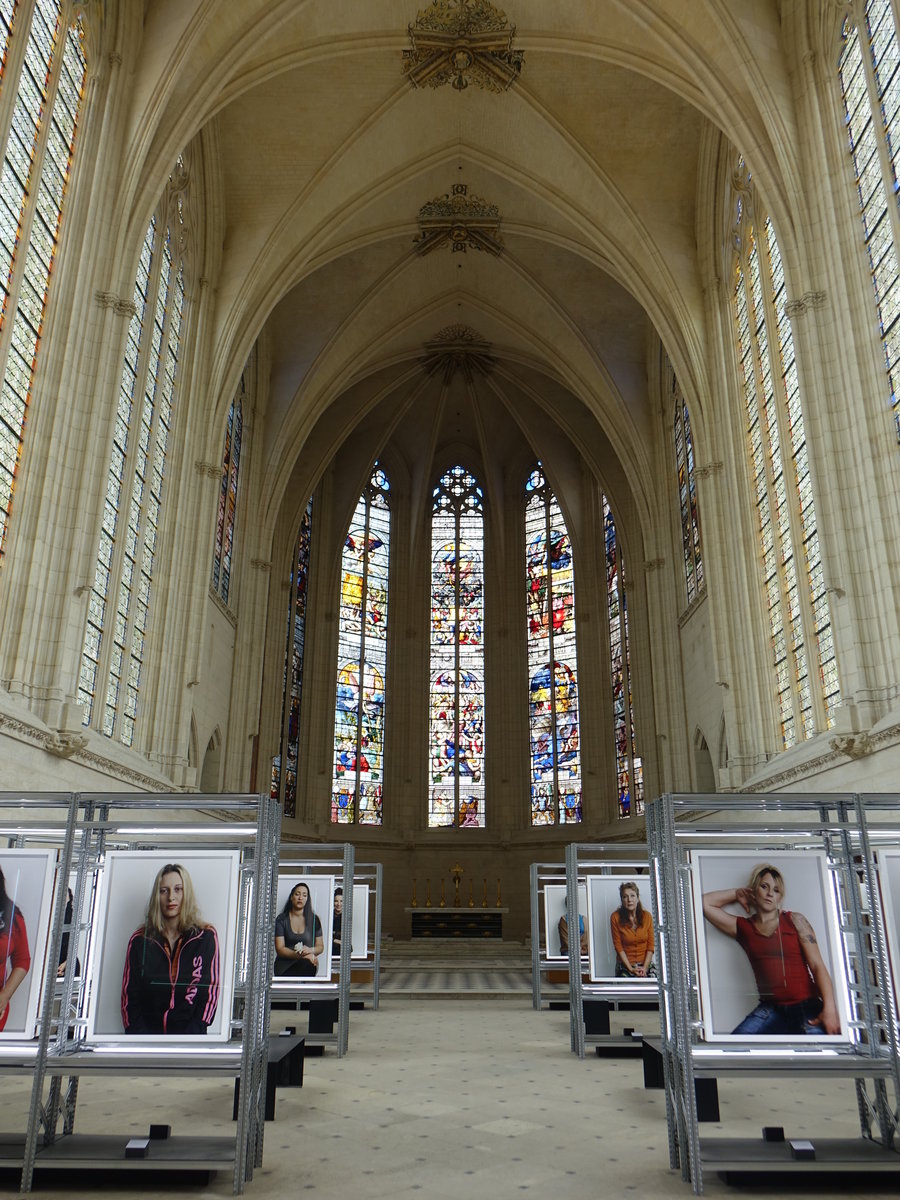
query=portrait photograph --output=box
[273,874,334,984]
[85,850,241,1044]
[689,848,852,1044]
[587,871,658,985]
[542,882,588,960]
[875,849,900,1017]
[342,883,369,960]
[0,848,56,1040]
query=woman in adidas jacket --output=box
[121,863,220,1035]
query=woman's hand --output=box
[734,887,754,914]
[632,964,646,978]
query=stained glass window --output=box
[78,167,187,746]
[670,366,704,605]
[271,498,313,819]
[731,165,840,748]
[839,3,900,439]
[525,464,581,825]
[605,497,643,819]
[331,466,390,826]
[0,1,86,565]
[212,372,244,604]
[428,465,485,828]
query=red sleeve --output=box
[9,911,30,972]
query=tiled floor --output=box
[2,952,899,1198]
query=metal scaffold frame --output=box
[271,843,355,1056]
[0,791,280,1196]
[647,792,900,1194]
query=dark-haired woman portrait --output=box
[274,882,324,977]
[0,865,32,1033]
[610,881,656,978]
[121,863,220,1035]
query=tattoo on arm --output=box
[793,913,818,944]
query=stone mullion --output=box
[790,9,900,727]
[757,222,826,736]
[701,261,774,781]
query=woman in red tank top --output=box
[702,863,840,1036]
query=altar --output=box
[405,906,508,938]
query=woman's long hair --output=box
[615,882,644,927]
[0,865,14,932]
[145,863,205,937]
[282,881,315,931]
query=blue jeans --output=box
[731,996,824,1036]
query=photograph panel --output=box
[688,848,851,1044]
[0,849,56,1040]
[542,882,587,960]
[588,872,658,985]
[85,850,241,1044]
[273,874,334,983]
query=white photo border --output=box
[84,850,241,1044]
[542,882,587,961]
[588,869,658,986]
[875,849,900,1020]
[0,848,57,1041]
[272,874,334,986]
[688,848,852,1045]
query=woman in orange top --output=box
[610,881,656,978]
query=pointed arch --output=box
[428,464,485,828]
[525,463,582,825]
[331,464,390,826]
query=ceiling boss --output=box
[403,0,524,92]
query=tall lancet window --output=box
[525,465,582,825]
[670,364,704,605]
[428,465,485,828]
[211,371,244,605]
[839,3,900,439]
[331,466,390,826]
[0,1,87,565]
[605,498,642,819]
[730,163,840,747]
[78,163,188,746]
[271,498,313,819]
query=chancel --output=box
[1,3,900,1196]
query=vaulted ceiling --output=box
[129,1,797,541]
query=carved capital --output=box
[46,730,88,759]
[784,290,827,319]
[643,558,665,572]
[695,461,723,479]
[95,291,137,318]
[194,460,223,479]
[251,558,272,572]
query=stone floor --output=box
[1,946,899,1198]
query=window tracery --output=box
[525,464,582,825]
[839,1,900,440]
[604,497,642,819]
[271,497,313,819]
[331,466,390,826]
[211,371,244,605]
[730,163,840,748]
[428,465,485,828]
[0,0,86,565]
[78,162,188,746]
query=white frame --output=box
[344,883,369,960]
[272,874,334,984]
[875,849,900,1018]
[688,848,852,1044]
[0,848,56,1040]
[85,850,241,1044]
[587,870,658,985]
[542,882,587,960]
